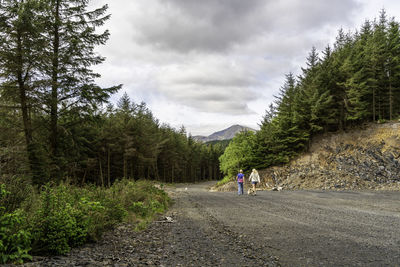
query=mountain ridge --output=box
[193,125,256,143]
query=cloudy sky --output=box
[91,0,400,136]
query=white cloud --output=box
[90,0,399,135]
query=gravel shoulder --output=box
[17,181,400,266]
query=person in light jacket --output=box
[249,169,260,195]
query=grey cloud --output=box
[156,57,261,114]
[94,0,362,125]
[157,83,258,115]
[131,0,360,53]
[132,0,268,53]
[265,0,361,33]
[168,70,260,88]
[186,97,255,115]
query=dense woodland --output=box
[220,10,400,178]
[0,0,224,187]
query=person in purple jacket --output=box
[237,169,245,195]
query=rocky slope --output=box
[193,124,255,142]
[218,122,400,191]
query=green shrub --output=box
[0,179,170,262]
[99,197,127,231]
[0,185,32,264]
[149,199,164,214]
[74,197,105,242]
[31,185,90,255]
[0,176,34,214]
[130,201,147,217]
[216,175,233,187]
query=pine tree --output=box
[331,29,354,129]
[0,0,48,182]
[386,19,400,119]
[370,10,389,121]
[311,45,335,130]
[346,20,376,122]
[39,0,121,176]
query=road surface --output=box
[168,182,400,266]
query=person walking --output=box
[249,169,260,195]
[237,169,244,195]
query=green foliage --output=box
[130,200,165,218]
[219,131,256,177]
[216,175,234,187]
[0,185,32,264]
[28,180,170,256]
[0,176,34,213]
[31,185,91,255]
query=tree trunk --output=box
[389,82,393,120]
[123,155,127,178]
[163,164,166,183]
[99,158,104,187]
[16,29,41,183]
[82,170,87,186]
[172,165,174,183]
[373,87,376,122]
[50,0,60,161]
[16,33,33,149]
[107,147,111,187]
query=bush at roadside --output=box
[216,176,233,187]
[0,179,170,264]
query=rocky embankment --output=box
[217,122,400,191]
[263,122,400,190]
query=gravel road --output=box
[19,181,400,266]
[171,182,400,266]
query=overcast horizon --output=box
[90,0,400,136]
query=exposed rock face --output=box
[259,122,400,190]
[193,125,256,142]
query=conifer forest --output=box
[0,0,224,187]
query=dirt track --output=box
[169,182,400,266]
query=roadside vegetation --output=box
[0,178,170,264]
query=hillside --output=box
[216,122,400,191]
[193,125,256,142]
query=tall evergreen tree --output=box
[370,10,389,121]
[39,0,121,176]
[346,20,376,122]
[332,29,354,129]
[0,0,48,182]
[386,19,400,119]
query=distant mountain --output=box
[193,125,256,143]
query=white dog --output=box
[247,187,256,195]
